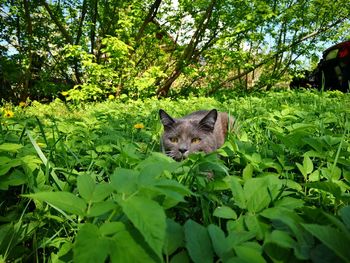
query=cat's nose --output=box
[179,147,188,154]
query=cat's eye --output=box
[170,137,178,143]
[191,138,201,144]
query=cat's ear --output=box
[159,109,175,128]
[199,109,217,132]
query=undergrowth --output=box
[1,90,350,262]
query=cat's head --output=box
[159,109,218,161]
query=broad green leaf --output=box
[118,195,166,258]
[164,218,184,256]
[296,163,306,179]
[87,201,116,217]
[302,223,350,262]
[24,191,86,216]
[208,224,229,258]
[100,222,125,236]
[170,250,190,263]
[244,176,281,213]
[0,157,22,176]
[244,214,266,240]
[213,206,237,219]
[0,143,23,152]
[242,163,254,181]
[154,179,192,197]
[227,216,246,232]
[261,207,313,260]
[77,174,95,201]
[234,243,266,263]
[303,155,313,174]
[91,183,113,202]
[110,223,155,263]
[110,168,138,194]
[137,152,180,180]
[184,219,214,263]
[225,176,246,209]
[275,197,304,210]
[305,181,342,199]
[310,244,343,263]
[74,223,110,263]
[0,170,27,190]
[265,230,296,249]
[339,206,350,229]
[309,170,320,182]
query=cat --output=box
[159,109,234,161]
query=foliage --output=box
[1,0,350,102]
[0,90,350,262]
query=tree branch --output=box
[41,0,73,43]
[211,17,348,92]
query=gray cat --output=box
[159,109,234,161]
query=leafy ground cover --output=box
[1,90,350,262]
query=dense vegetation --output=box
[1,1,350,262]
[1,90,350,262]
[1,0,350,102]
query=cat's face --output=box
[159,109,218,161]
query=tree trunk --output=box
[90,0,98,54]
[156,0,218,96]
[75,0,88,45]
[22,0,33,101]
[42,0,73,44]
[136,0,162,42]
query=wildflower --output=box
[108,94,115,100]
[61,91,69,96]
[134,123,144,129]
[4,109,14,118]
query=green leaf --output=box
[91,183,113,202]
[225,176,246,209]
[242,163,254,181]
[244,214,266,240]
[309,170,320,182]
[0,170,27,190]
[244,176,281,213]
[274,197,305,210]
[100,222,125,236]
[234,243,265,263]
[226,230,255,246]
[87,201,116,217]
[118,195,166,258]
[339,206,350,229]
[77,174,95,201]
[303,155,313,174]
[110,168,138,194]
[74,224,110,263]
[265,230,296,249]
[302,223,350,262]
[305,181,342,199]
[208,224,230,258]
[184,219,213,263]
[0,157,22,176]
[261,207,313,260]
[0,143,23,152]
[164,219,184,256]
[213,206,237,219]
[170,250,190,263]
[137,152,180,180]
[110,223,155,263]
[296,163,306,178]
[24,191,86,216]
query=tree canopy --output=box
[1,0,349,102]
